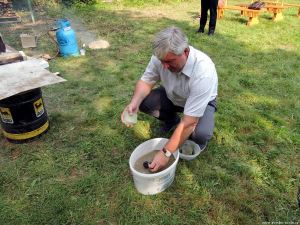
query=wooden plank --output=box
[264,1,300,7]
[283,3,300,7]
[281,3,300,18]
[0,58,50,70]
[0,52,24,65]
[265,5,285,9]
[0,15,21,24]
[222,5,262,12]
[0,59,66,100]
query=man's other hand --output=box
[121,103,138,127]
[149,150,170,172]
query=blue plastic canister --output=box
[56,19,79,57]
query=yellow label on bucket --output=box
[0,107,13,124]
[33,98,45,118]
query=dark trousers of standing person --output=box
[198,0,219,35]
[139,86,217,149]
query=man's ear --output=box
[184,48,190,56]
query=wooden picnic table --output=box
[271,2,300,18]
[218,0,300,25]
[237,3,285,21]
[217,5,262,26]
[260,1,300,18]
[264,4,285,21]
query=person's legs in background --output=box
[190,100,217,149]
[198,0,209,33]
[139,87,183,132]
[208,0,219,35]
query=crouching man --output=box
[121,26,218,172]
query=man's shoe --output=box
[198,141,207,152]
[208,29,215,36]
[196,27,205,33]
[160,117,180,133]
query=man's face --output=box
[160,48,189,73]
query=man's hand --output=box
[121,80,154,127]
[121,103,138,127]
[149,150,170,172]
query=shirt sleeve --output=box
[184,62,217,117]
[140,55,161,84]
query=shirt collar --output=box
[181,46,195,78]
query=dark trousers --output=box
[139,87,217,147]
[200,0,218,30]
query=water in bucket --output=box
[134,150,176,174]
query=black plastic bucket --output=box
[0,88,49,143]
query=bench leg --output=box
[217,8,224,19]
[247,16,259,26]
[273,12,283,21]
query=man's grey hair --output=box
[153,26,189,60]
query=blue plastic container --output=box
[56,19,79,57]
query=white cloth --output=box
[141,46,218,117]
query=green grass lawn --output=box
[0,0,300,224]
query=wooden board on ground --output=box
[0,52,24,65]
[0,15,21,23]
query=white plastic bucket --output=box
[129,138,179,195]
[179,140,202,161]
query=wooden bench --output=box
[264,4,285,21]
[261,1,300,18]
[217,0,300,25]
[237,2,286,21]
[217,3,262,26]
[272,2,300,18]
